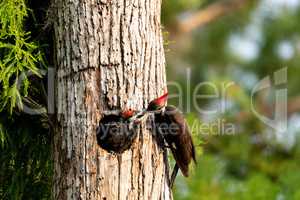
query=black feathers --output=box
[96,114,137,153]
[156,105,196,177]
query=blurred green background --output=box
[163,0,300,199]
[1,0,300,199]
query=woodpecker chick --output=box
[96,109,137,153]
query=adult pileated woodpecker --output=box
[136,92,196,187]
[155,105,196,188]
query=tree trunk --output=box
[53,0,172,199]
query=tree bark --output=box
[53,0,172,199]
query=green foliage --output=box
[0,114,52,200]
[174,135,300,200]
[162,0,205,25]
[0,0,50,199]
[0,0,44,114]
[167,1,300,199]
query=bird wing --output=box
[164,106,196,176]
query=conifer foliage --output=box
[0,0,44,113]
[0,0,50,199]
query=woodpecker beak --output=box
[127,100,167,129]
[128,109,147,123]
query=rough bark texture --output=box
[53,0,172,199]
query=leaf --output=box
[0,123,7,148]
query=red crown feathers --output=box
[147,92,168,111]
